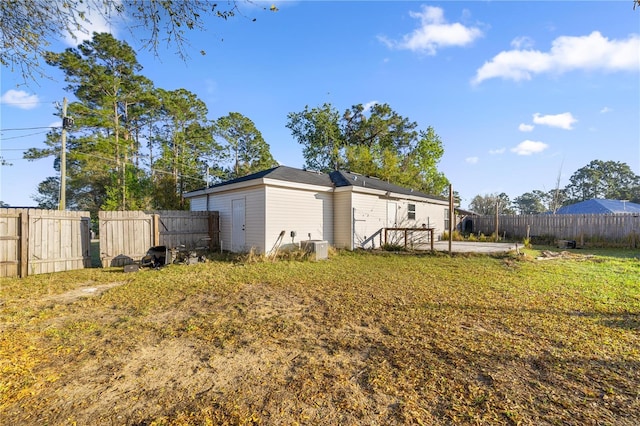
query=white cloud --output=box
[62,1,121,46]
[473,31,640,84]
[518,123,534,132]
[362,101,379,112]
[378,6,483,55]
[465,156,479,164]
[600,106,612,113]
[511,140,549,156]
[489,148,506,155]
[511,36,534,50]
[1,89,40,110]
[533,112,577,130]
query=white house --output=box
[185,166,450,253]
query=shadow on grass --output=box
[601,316,640,330]
[422,301,640,331]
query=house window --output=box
[408,204,416,220]
[444,208,450,230]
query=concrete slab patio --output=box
[431,241,521,253]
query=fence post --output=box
[153,214,160,246]
[19,212,28,278]
[430,228,434,251]
[208,212,218,250]
[494,201,499,241]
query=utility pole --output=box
[448,183,453,255]
[59,97,68,210]
[495,198,500,241]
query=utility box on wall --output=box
[301,240,328,261]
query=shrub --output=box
[381,243,406,252]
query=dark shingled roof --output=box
[555,199,640,214]
[194,166,333,191]
[187,166,444,201]
[330,171,446,202]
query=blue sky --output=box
[1,1,639,209]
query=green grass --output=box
[1,249,639,425]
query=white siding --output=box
[333,190,353,249]
[352,192,388,249]
[189,178,449,253]
[395,200,448,233]
[204,186,265,253]
[350,191,449,249]
[189,196,207,212]
[418,201,448,237]
[264,186,333,253]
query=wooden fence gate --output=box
[0,208,91,278]
[99,210,219,267]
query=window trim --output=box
[408,203,416,220]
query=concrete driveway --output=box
[431,241,521,253]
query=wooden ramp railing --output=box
[384,227,434,251]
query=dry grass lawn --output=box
[1,249,639,425]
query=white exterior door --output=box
[387,202,397,227]
[387,201,400,245]
[231,198,246,252]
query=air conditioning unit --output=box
[301,240,328,261]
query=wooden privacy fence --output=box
[0,208,91,278]
[469,214,640,247]
[99,210,219,267]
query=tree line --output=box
[287,103,448,195]
[468,160,640,215]
[23,33,278,212]
[15,33,448,213]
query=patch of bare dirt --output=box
[39,281,126,305]
[2,282,399,425]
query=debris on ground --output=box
[536,250,594,261]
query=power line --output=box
[0,131,50,141]
[70,150,207,183]
[0,100,60,106]
[1,150,207,184]
[0,155,50,160]
[1,126,61,131]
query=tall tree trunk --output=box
[113,99,124,210]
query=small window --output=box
[408,204,416,220]
[444,208,450,230]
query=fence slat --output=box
[19,212,28,277]
[0,208,91,277]
[468,213,640,247]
